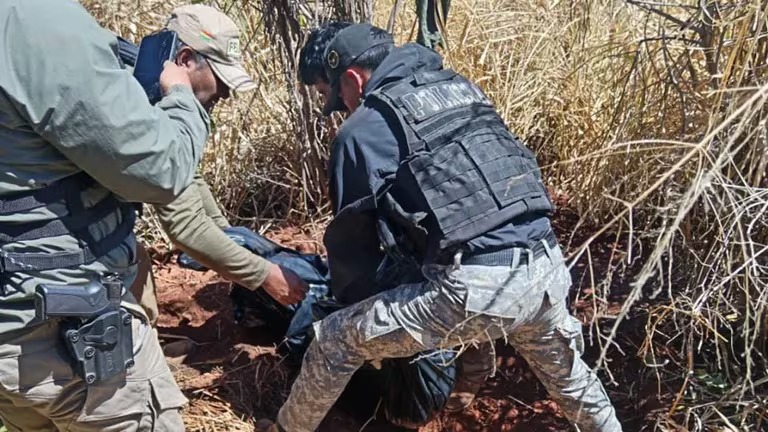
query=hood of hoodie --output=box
[363,43,444,98]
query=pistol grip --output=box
[34,282,111,320]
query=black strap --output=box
[116,36,139,68]
[0,195,120,244]
[0,205,136,273]
[0,172,95,215]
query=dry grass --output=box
[413,1,768,429]
[177,355,293,432]
[80,0,768,430]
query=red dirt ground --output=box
[151,219,670,431]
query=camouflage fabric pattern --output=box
[277,240,623,432]
[452,341,494,393]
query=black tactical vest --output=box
[367,69,553,259]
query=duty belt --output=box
[441,231,559,267]
[0,172,135,273]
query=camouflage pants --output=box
[277,240,622,432]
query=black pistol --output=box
[34,280,120,320]
[34,275,134,385]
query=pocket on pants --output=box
[75,372,186,426]
[75,319,186,425]
[149,371,188,413]
[361,298,403,343]
[555,315,586,357]
[76,378,151,422]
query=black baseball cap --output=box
[322,23,394,115]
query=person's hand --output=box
[261,263,308,306]
[159,61,192,94]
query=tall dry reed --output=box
[82,0,767,430]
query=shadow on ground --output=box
[150,216,673,431]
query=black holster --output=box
[60,310,135,385]
[35,276,136,385]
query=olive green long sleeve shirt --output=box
[154,173,271,290]
[0,0,209,333]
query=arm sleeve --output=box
[328,109,401,213]
[194,173,231,229]
[1,0,209,204]
[154,181,271,290]
[325,109,403,300]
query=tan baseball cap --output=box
[166,4,256,91]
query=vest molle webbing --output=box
[368,68,553,255]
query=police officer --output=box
[258,23,623,432]
[297,21,496,424]
[128,5,308,334]
[0,0,211,430]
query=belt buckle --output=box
[452,250,463,270]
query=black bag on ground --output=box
[380,350,457,426]
[177,226,457,427]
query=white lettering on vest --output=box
[400,80,490,121]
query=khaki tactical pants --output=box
[130,242,160,327]
[0,312,187,431]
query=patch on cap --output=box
[327,50,340,69]
[200,30,214,42]
[227,38,241,58]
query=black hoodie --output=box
[323,43,551,304]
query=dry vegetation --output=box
[81,0,767,430]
